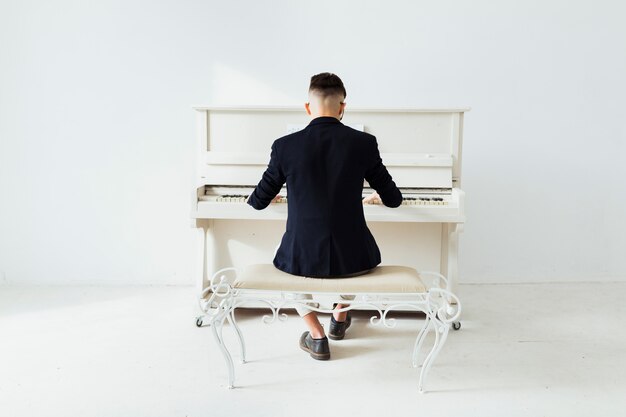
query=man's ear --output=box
[304,102,311,115]
[339,102,346,119]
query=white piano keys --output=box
[196,185,463,224]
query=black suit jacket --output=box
[248,116,402,277]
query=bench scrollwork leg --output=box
[412,313,432,368]
[227,309,246,364]
[199,268,241,389]
[211,310,235,389]
[417,287,462,393]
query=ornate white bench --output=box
[197,264,461,393]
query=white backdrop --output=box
[1,0,624,285]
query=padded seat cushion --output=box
[233,264,427,293]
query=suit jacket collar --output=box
[308,116,342,126]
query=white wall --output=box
[1,0,624,285]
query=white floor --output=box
[1,282,625,417]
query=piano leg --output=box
[194,219,217,327]
[194,219,208,294]
[440,223,463,328]
[195,219,218,294]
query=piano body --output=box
[191,106,468,307]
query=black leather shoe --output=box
[299,332,330,360]
[329,305,352,340]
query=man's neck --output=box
[311,111,340,120]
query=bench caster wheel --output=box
[196,317,204,327]
[452,321,461,330]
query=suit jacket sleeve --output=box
[247,141,286,210]
[365,136,403,208]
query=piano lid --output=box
[193,106,469,188]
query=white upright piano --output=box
[191,106,468,308]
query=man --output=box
[247,72,402,360]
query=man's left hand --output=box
[363,192,382,205]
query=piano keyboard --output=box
[203,194,448,206]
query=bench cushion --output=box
[233,264,427,293]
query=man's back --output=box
[248,116,402,277]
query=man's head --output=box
[305,72,347,120]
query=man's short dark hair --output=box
[309,72,346,100]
